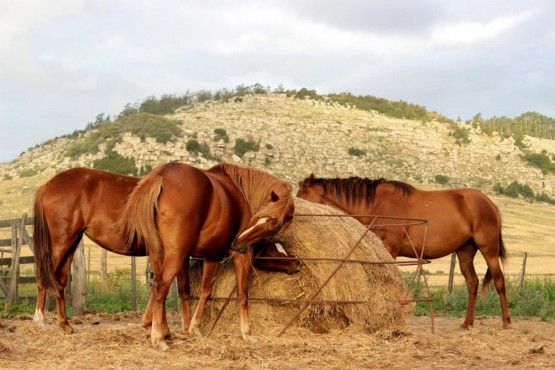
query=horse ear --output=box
[304,173,316,185]
[270,190,280,202]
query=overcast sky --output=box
[1,0,554,162]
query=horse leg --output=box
[456,244,479,329]
[481,251,511,328]
[232,249,256,344]
[142,285,153,331]
[54,257,74,334]
[176,257,191,332]
[33,285,48,327]
[149,257,184,351]
[189,259,219,337]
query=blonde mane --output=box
[209,163,293,222]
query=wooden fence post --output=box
[131,256,137,311]
[6,215,25,308]
[519,252,528,295]
[71,240,87,315]
[448,252,457,294]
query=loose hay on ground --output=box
[189,198,408,335]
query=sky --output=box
[1,0,554,162]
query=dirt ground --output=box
[0,312,553,369]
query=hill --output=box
[2,92,555,195]
[1,92,555,281]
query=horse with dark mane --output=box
[120,162,295,350]
[297,174,510,329]
[33,167,298,337]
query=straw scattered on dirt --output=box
[1,313,553,369]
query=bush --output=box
[521,151,555,174]
[20,168,38,177]
[494,181,534,200]
[449,123,470,145]
[65,113,182,159]
[186,139,212,159]
[234,138,260,158]
[213,128,230,143]
[93,150,138,176]
[434,175,449,185]
[348,147,366,156]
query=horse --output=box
[297,174,511,330]
[120,162,295,350]
[33,167,298,335]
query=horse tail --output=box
[33,185,62,295]
[481,230,508,299]
[121,175,164,262]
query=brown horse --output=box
[297,174,510,329]
[33,167,298,335]
[120,162,295,350]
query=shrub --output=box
[186,139,212,159]
[494,181,535,200]
[65,113,182,159]
[449,123,470,145]
[93,150,138,175]
[213,128,230,143]
[186,139,201,153]
[3,174,13,181]
[234,138,260,158]
[521,151,555,174]
[348,147,366,156]
[434,175,449,185]
[20,168,38,177]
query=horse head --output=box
[296,173,326,204]
[231,184,295,254]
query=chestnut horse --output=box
[120,162,294,350]
[33,167,298,335]
[297,174,510,329]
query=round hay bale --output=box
[188,198,408,335]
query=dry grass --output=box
[1,313,553,369]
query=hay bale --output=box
[189,198,408,335]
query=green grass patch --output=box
[408,274,555,321]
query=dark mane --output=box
[311,177,415,205]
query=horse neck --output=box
[321,189,362,215]
[214,164,278,215]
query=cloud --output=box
[431,10,535,46]
[0,0,85,52]
[1,1,555,162]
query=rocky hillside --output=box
[1,93,554,199]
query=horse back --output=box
[149,163,248,258]
[40,168,140,252]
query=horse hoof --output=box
[189,327,203,338]
[33,317,48,328]
[62,324,74,335]
[503,322,512,329]
[242,334,258,344]
[460,323,472,330]
[153,341,169,351]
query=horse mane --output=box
[209,163,293,222]
[310,176,415,205]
